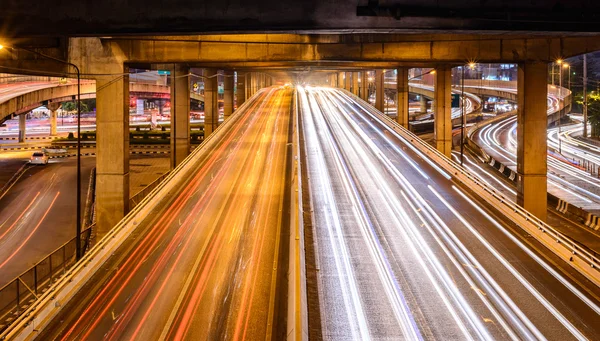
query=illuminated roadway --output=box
[299,86,600,340]
[35,87,293,340]
[472,112,600,213]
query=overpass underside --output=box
[1,31,598,233]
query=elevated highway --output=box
[0,80,205,124]
[0,86,293,340]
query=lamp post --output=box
[0,44,83,260]
[557,60,564,154]
[460,62,477,166]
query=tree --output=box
[585,92,600,137]
[61,101,89,113]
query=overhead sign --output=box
[157,70,171,75]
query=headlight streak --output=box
[451,152,518,197]
[478,114,600,205]
[430,185,588,340]
[322,87,542,340]
[309,88,424,341]
[335,90,452,180]
[452,185,600,317]
[299,87,371,340]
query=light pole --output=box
[0,43,83,260]
[557,60,565,154]
[460,62,476,166]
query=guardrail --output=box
[128,171,171,209]
[341,89,600,289]
[0,227,92,334]
[0,88,268,341]
[287,89,308,341]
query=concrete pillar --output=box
[517,62,548,221]
[375,69,384,112]
[361,71,369,101]
[237,72,246,109]
[204,68,219,139]
[223,70,234,120]
[338,72,345,88]
[420,96,427,113]
[18,114,26,142]
[47,102,60,136]
[96,68,129,238]
[170,65,191,168]
[396,68,409,128]
[352,72,359,96]
[434,65,452,158]
[345,72,352,92]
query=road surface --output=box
[300,86,600,340]
[36,87,293,340]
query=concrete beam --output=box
[517,62,548,221]
[434,65,452,158]
[85,35,600,66]
[96,67,130,238]
[170,65,191,168]
[204,68,218,138]
[396,68,409,128]
[223,70,234,120]
[375,69,384,112]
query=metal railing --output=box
[129,171,171,210]
[0,228,92,332]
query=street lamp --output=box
[0,43,83,260]
[460,63,476,166]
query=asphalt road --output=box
[36,87,293,340]
[0,156,94,287]
[300,87,600,340]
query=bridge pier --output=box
[18,114,26,142]
[420,96,427,114]
[344,72,351,92]
[204,68,219,139]
[170,65,190,168]
[223,70,234,120]
[517,62,548,221]
[352,72,359,96]
[434,65,452,158]
[96,67,130,238]
[361,71,368,101]
[396,67,409,129]
[237,72,246,108]
[47,102,60,136]
[375,69,384,112]
[338,72,344,88]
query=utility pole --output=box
[584,54,588,138]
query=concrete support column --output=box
[237,72,246,109]
[96,69,129,238]
[375,69,384,112]
[170,65,191,168]
[396,68,409,128]
[338,72,345,88]
[18,114,26,142]
[420,96,427,113]
[204,68,219,139]
[47,102,60,136]
[223,70,234,120]
[434,65,452,158]
[344,72,352,92]
[352,72,359,96]
[517,62,548,221]
[361,71,369,101]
